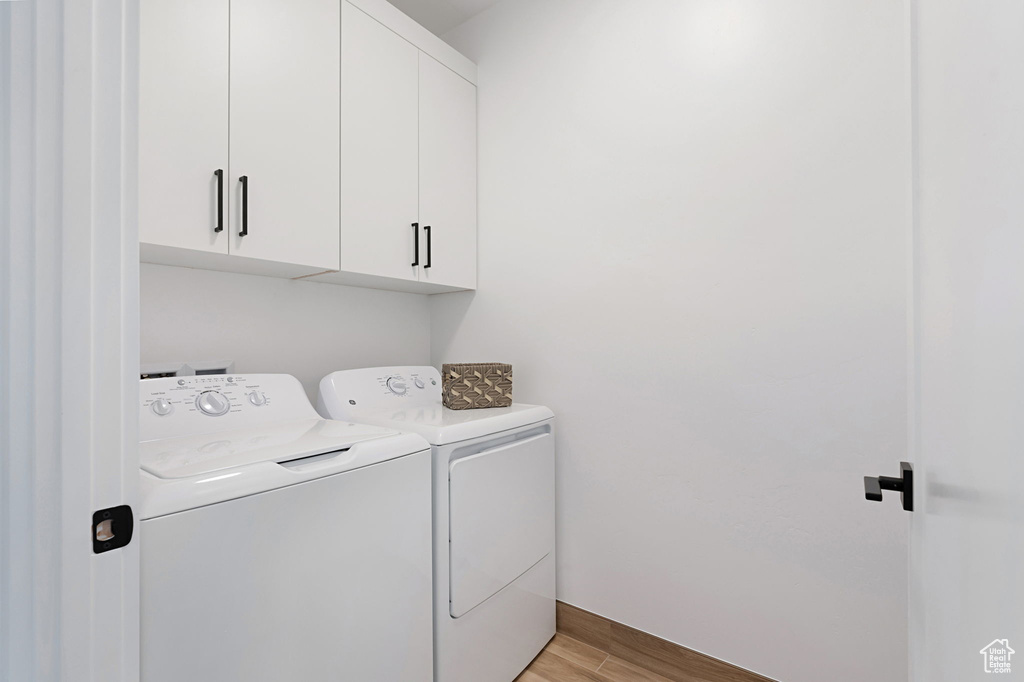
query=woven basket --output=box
[442,363,513,410]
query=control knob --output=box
[248,391,267,406]
[196,390,231,416]
[151,398,173,416]
[386,377,408,395]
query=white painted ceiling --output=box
[386,0,505,36]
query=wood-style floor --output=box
[516,633,674,682]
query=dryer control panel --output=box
[381,370,437,398]
[318,366,442,416]
[140,374,319,442]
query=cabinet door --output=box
[229,0,340,270]
[340,2,420,281]
[139,0,229,254]
[418,54,478,290]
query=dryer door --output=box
[448,428,555,618]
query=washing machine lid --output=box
[140,418,400,480]
[139,419,430,519]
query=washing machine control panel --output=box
[140,374,314,442]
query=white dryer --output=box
[139,374,433,682]
[318,366,555,682]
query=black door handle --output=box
[214,169,224,233]
[424,225,432,268]
[864,462,913,512]
[239,175,248,237]
[412,222,419,266]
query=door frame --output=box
[2,1,140,680]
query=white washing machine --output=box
[139,373,434,682]
[317,366,555,682]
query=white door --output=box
[3,1,139,680]
[910,2,1024,680]
[138,0,229,254]
[418,53,477,290]
[230,0,340,270]
[339,1,420,282]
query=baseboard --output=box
[555,601,778,682]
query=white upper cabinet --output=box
[229,0,340,271]
[317,0,478,292]
[139,0,229,255]
[418,53,478,290]
[138,0,476,291]
[339,2,420,282]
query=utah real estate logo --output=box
[980,639,1014,674]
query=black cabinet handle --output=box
[864,462,914,512]
[214,169,224,233]
[424,225,432,268]
[239,175,248,237]
[412,222,419,266]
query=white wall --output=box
[140,264,431,400]
[436,2,910,681]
